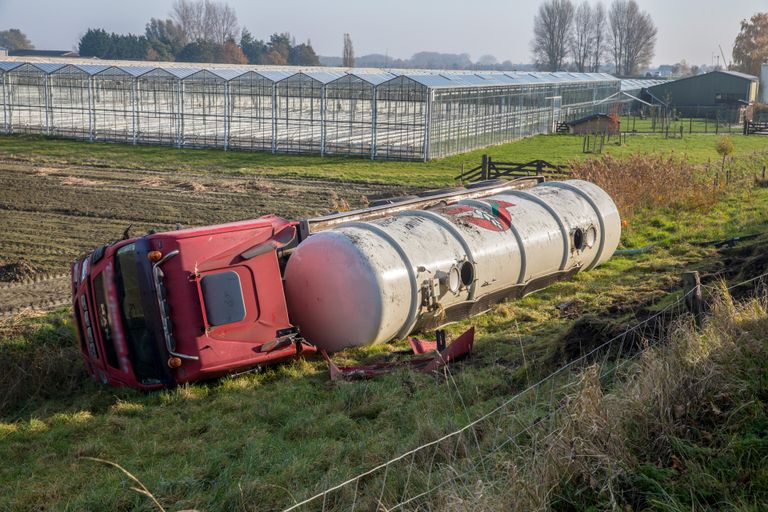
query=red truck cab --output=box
[71,215,307,389]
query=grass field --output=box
[1,132,768,510]
[1,132,766,187]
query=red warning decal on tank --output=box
[442,200,514,232]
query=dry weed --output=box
[440,287,768,510]
[0,313,86,416]
[569,154,720,218]
[330,191,351,212]
[60,176,106,187]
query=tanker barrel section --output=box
[284,180,621,352]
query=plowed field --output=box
[0,159,413,314]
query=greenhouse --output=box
[0,60,620,160]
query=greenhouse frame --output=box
[0,60,620,160]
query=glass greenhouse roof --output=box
[0,59,620,90]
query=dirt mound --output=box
[60,176,105,187]
[175,180,207,192]
[0,260,43,282]
[138,176,166,188]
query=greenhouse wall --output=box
[0,61,621,161]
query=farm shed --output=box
[564,113,620,134]
[645,71,758,119]
[0,59,620,160]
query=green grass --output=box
[2,183,768,510]
[0,132,766,187]
[2,133,768,510]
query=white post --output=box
[320,84,326,156]
[271,83,277,154]
[370,85,377,160]
[43,74,50,135]
[131,78,138,145]
[177,79,185,148]
[88,76,94,142]
[223,81,230,150]
[1,72,7,135]
[423,89,433,162]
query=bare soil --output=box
[0,274,70,317]
[0,158,414,314]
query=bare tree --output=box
[210,2,239,44]
[171,0,204,41]
[608,0,628,74]
[532,0,575,71]
[623,1,656,75]
[571,2,593,72]
[609,0,656,75]
[343,33,355,67]
[590,2,607,72]
[171,0,238,44]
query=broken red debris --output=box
[322,327,475,381]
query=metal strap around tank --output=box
[460,199,527,285]
[398,209,478,301]
[544,182,606,270]
[341,222,420,341]
[503,190,570,271]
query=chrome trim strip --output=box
[152,250,199,361]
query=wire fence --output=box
[281,294,681,509]
[280,269,768,511]
[620,105,747,136]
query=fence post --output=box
[223,81,230,151]
[481,154,488,180]
[682,271,703,327]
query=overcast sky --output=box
[0,0,764,66]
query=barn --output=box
[645,70,758,120]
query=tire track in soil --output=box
[0,274,71,317]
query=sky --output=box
[0,0,764,67]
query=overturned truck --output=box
[71,178,620,389]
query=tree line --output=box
[732,12,768,77]
[78,0,320,65]
[0,28,34,51]
[532,0,656,75]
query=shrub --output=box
[568,154,717,218]
[716,135,736,174]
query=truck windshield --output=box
[114,244,164,384]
